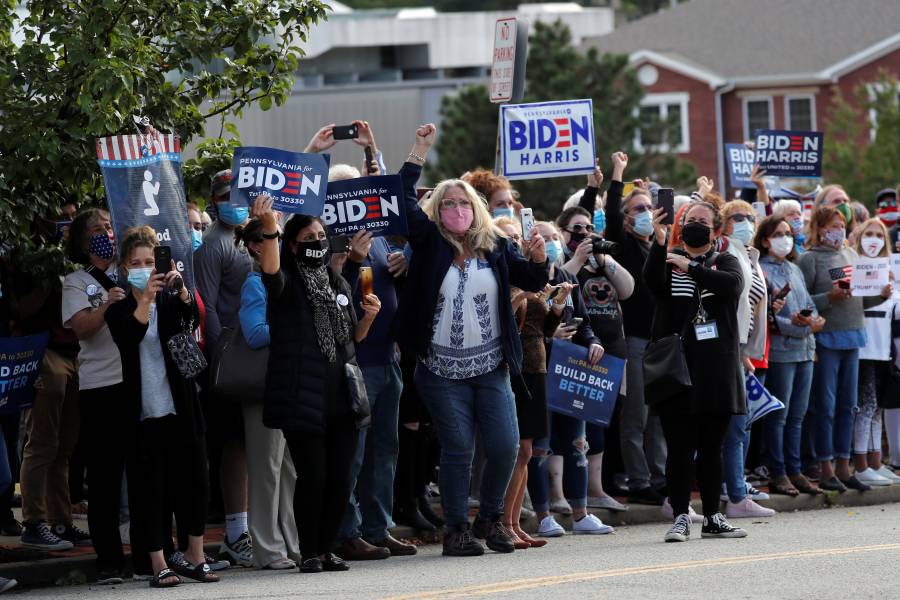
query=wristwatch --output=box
[262,230,280,240]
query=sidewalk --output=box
[2,485,899,588]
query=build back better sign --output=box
[546,339,624,427]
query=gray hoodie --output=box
[797,245,877,334]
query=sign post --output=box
[490,18,528,104]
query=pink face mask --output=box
[440,207,474,234]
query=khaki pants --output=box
[20,348,79,525]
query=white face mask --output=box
[769,236,794,258]
[861,235,885,257]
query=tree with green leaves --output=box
[0,0,328,279]
[823,71,900,207]
[427,19,695,220]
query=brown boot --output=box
[335,537,390,561]
[369,534,417,556]
[789,473,822,495]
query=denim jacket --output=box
[759,255,816,362]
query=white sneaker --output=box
[875,466,900,483]
[725,498,776,519]
[549,498,573,515]
[745,481,770,500]
[536,515,566,537]
[855,468,893,486]
[572,514,614,535]
[587,495,628,512]
[219,531,254,566]
[661,498,703,523]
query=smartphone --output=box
[799,308,813,317]
[752,201,767,221]
[773,282,791,302]
[328,235,350,254]
[154,245,171,275]
[364,145,374,175]
[569,317,583,328]
[547,285,562,301]
[332,124,359,140]
[657,188,674,225]
[520,208,535,241]
[359,266,374,297]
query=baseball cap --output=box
[875,188,897,203]
[211,170,232,199]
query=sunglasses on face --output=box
[730,213,756,223]
[566,223,595,234]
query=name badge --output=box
[694,320,719,341]
[336,294,349,307]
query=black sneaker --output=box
[53,523,92,547]
[840,475,872,492]
[664,514,691,543]
[20,521,74,551]
[701,513,747,539]
[299,557,323,573]
[628,486,665,506]
[442,523,485,557]
[472,514,514,553]
[321,553,350,572]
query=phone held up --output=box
[153,245,183,291]
[329,235,351,255]
[520,208,535,241]
[364,145,375,175]
[332,124,359,140]
[359,266,374,297]
[657,188,674,226]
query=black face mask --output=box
[295,239,328,267]
[681,222,712,248]
[567,231,587,252]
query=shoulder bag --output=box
[210,325,269,403]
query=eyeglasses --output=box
[441,199,471,210]
[565,223,595,234]
[730,213,756,223]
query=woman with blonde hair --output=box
[396,125,549,557]
[814,184,854,234]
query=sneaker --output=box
[71,501,89,520]
[219,531,253,567]
[745,482,770,500]
[572,514,614,535]
[96,571,124,585]
[20,521,74,551]
[53,523,92,547]
[819,476,847,493]
[587,495,628,512]
[442,523,485,557]
[205,554,230,571]
[841,475,872,492]
[132,573,154,582]
[628,486,665,506]
[0,518,22,537]
[701,513,747,538]
[467,497,480,509]
[472,514,515,553]
[746,465,770,486]
[725,498,776,519]
[661,498,703,523]
[549,498,572,515]
[855,468,893,487]
[536,515,565,538]
[875,466,900,484]
[0,577,16,593]
[664,514,691,543]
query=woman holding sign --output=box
[396,124,549,558]
[644,201,748,543]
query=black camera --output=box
[591,237,620,256]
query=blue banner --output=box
[231,147,330,215]
[747,373,784,425]
[725,143,755,188]
[0,333,49,415]
[754,130,823,178]
[96,134,194,289]
[546,339,624,427]
[322,175,408,238]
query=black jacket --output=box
[643,241,747,416]
[105,290,204,441]
[261,249,363,434]
[393,162,549,376]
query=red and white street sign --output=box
[490,18,518,103]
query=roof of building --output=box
[583,0,900,85]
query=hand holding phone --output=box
[154,246,172,276]
[359,266,374,297]
[332,124,359,140]
[799,308,813,317]
[520,208,535,241]
[657,188,674,226]
[773,282,791,302]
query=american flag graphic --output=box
[553,118,572,148]
[828,265,853,282]
[95,133,181,162]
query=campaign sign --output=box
[546,339,624,427]
[322,175,407,238]
[851,256,890,297]
[726,143,756,188]
[746,373,784,425]
[0,333,48,415]
[96,133,194,289]
[754,130,823,178]
[500,99,596,180]
[231,147,330,215]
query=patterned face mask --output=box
[89,233,116,260]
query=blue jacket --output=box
[239,271,270,350]
[393,162,549,376]
[759,254,816,363]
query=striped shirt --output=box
[747,268,765,335]
[671,268,714,300]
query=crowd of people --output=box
[0,119,899,590]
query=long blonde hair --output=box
[852,217,890,258]
[424,179,498,255]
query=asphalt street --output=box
[17,503,900,600]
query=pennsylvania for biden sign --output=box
[500,99,596,180]
[322,175,407,238]
[545,339,624,427]
[230,147,330,215]
[753,130,823,178]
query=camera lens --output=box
[591,237,620,256]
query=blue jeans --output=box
[763,361,814,477]
[812,347,859,461]
[415,364,519,526]
[722,370,763,503]
[527,413,588,512]
[338,361,403,542]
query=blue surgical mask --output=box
[731,220,755,247]
[492,207,514,220]
[191,229,203,252]
[217,202,249,226]
[127,267,153,291]
[790,217,805,244]
[632,211,653,237]
[546,240,563,263]
[593,209,606,233]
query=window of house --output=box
[743,97,773,139]
[786,95,816,130]
[634,93,690,153]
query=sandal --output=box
[768,475,799,497]
[173,560,219,583]
[503,523,530,550]
[789,473,823,495]
[149,568,182,588]
[513,525,547,548]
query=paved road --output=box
[19,503,900,599]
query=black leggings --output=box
[660,414,730,518]
[283,415,358,559]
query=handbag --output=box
[642,334,692,405]
[167,313,208,380]
[344,362,371,425]
[210,326,269,403]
